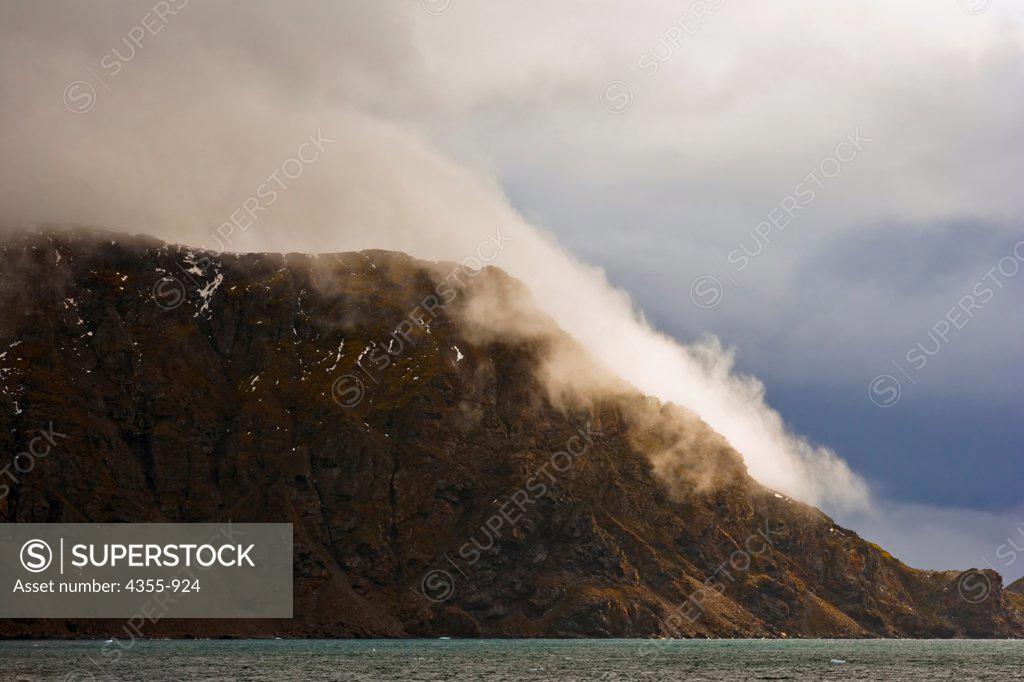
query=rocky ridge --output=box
[0,227,1021,639]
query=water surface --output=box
[2,638,1022,680]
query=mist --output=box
[0,0,882,510]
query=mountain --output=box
[1,227,1022,639]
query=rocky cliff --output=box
[1,227,1021,639]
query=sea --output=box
[1,638,1022,681]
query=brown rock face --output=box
[1,227,1022,639]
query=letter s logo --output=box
[20,539,53,573]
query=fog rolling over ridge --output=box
[0,1,870,511]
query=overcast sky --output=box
[1,0,1022,578]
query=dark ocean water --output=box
[2,638,1022,681]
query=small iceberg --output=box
[438,636,451,640]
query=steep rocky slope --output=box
[1,227,1021,639]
